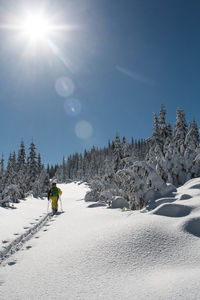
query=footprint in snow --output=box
[179,194,192,200]
[8,261,16,266]
[0,280,4,286]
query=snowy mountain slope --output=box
[1,180,200,299]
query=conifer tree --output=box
[186,120,199,148]
[62,156,67,182]
[173,108,187,147]
[153,112,160,143]
[5,153,16,185]
[17,140,26,171]
[0,154,5,195]
[47,164,50,175]
[32,169,50,197]
[159,104,172,149]
[37,153,43,174]
[1,154,4,174]
[12,152,17,173]
[16,141,27,198]
[121,136,129,158]
[113,133,122,172]
[27,140,38,190]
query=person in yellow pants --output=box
[48,182,62,215]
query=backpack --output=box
[50,186,59,197]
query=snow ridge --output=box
[0,212,52,265]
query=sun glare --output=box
[0,7,78,70]
[20,13,50,42]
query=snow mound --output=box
[145,196,176,211]
[111,197,129,209]
[152,203,192,218]
[183,217,200,238]
[179,194,192,200]
[84,192,95,202]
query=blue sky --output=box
[0,0,200,166]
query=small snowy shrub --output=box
[2,184,21,203]
[116,161,175,210]
[85,179,105,202]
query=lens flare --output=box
[55,77,75,98]
[64,98,81,116]
[75,121,93,139]
[47,40,73,70]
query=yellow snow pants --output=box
[50,196,58,210]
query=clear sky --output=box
[0,0,200,166]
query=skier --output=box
[48,182,62,215]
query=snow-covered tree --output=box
[37,153,43,174]
[121,136,129,158]
[2,184,21,204]
[113,133,122,172]
[0,140,48,206]
[5,153,17,186]
[173,108,187,150]
[17,140,26,171]
[27,141,38,190]
[16,140,27,198]
[183,120,200,180]
[1,154,4,174]
[33,169,50,197]
[0,154,5,196]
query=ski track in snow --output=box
[1,180,200,299]
[0,212,52,266]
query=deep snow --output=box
[1,180,200,299]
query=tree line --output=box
[0,140,49,206]
[54,136,148,182]
[53,105,200,209]
[3,105,199,210]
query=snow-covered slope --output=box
[1,180,200,299]
[0,196,47,248]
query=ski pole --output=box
[47,199,50,213]
[59,196,63,212]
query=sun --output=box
[20,13,50,42]
[0,7,78,69]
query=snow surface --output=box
[1,180,200,299]
[0,196,47,245]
